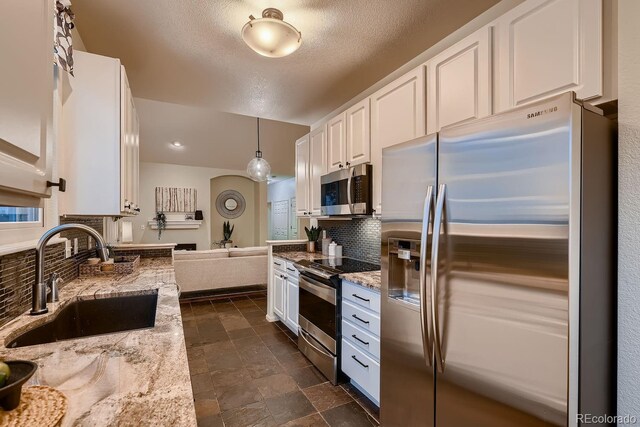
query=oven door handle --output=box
[299,328,334,358]
[300,275,337,305]
[346,166,355,214]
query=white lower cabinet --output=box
[272,258,299,335]
[341,280,381,406]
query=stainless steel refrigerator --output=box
[380,92,615,427]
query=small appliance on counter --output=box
[294,257,380,385]
[321,164,373,216]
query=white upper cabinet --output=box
[345,98,371,167]
[0,0,54,206]
[60,51,140,216]
[327,113,347,173]
[494,0,602,112]
[309,126,326,216]
[370,66,425,214]
[295,134,311,216]
[426,26,492,134]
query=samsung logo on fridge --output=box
[526,106,558,119]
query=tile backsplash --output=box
[318,218,381,265]
[0,217,104,328]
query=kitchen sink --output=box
[6,290,159,349]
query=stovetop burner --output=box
[294,258,380,280]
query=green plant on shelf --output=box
[222,221,235,243]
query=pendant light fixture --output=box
[242,8,302,58]
[247,117,271,182]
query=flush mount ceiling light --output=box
[242,8,302,58]
[246,117,271,182]
[170,141,184,148]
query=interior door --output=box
[271,200,289,240]
[433,93,575,426]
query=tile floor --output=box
[180,292,380,427]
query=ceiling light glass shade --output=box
[247,153,271,182]
[242,8,302,58]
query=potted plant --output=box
[154,212,166,240]
[222,221,234,248]
[304,226,322,253]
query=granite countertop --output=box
[274,251,382,292]
[340,271,382,293]
[0,258,196,427]
[273,251,329,263]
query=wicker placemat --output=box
[0,386,67,427]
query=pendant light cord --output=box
[257,117,261,153]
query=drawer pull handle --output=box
[287,268,295,272]
[352,334,369,346]
[352,294,370,302]
[352,314,369,324]
[352,355,369,368]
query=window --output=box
[0,207,42,224]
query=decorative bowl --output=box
[0,360,38,410]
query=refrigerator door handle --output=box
[346,166,355,214]
[431,184,446,373]
[419,185,434,367]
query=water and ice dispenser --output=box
[387,238,423,306]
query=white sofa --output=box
[174,246,268,293]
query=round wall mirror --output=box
[216,190,246,219]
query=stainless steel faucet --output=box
[32,224,110,315]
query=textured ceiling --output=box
[73,0,499,125]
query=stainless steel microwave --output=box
[320,164,373,216]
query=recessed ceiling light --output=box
[171,141,183,148]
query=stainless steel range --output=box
[294,258,380,385]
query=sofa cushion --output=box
[228,246,268,257]
[174,249,229,260]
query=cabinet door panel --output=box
[371,67,425,213]
[273,273,285,319]
[346,99,371,166]
[295,134,310,216]
[427,27,492,133]
[495,0,602,112]
[327,113,347,173]
[0,0,54,203]
[286,280,299,334]
[309,126,326,216]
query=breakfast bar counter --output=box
[0,258,196,426]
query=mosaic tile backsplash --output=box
[318,218,381,265]
[0,217,103,327]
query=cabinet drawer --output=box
[341,339,380,403]
[273,257,286,272]
[342,300,380,337]
[342,319,380,360]
[285,261,299,278]
[342,281,380,314]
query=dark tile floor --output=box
[180,291,380,427]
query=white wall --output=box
[130,162,248,250]
[618,0,640,419]
[267,178,295,204]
